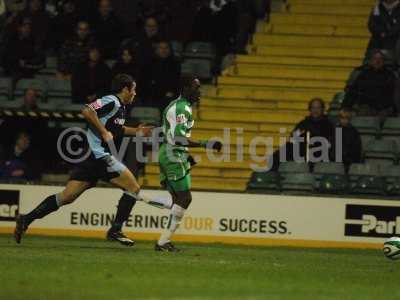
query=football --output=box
[383,237,400,260]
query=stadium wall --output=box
[0,184,399,249]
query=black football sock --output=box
[110,192,137,232]
[24,194,60,226]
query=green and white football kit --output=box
[159,97,196,192]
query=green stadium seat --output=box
[0,77,12,100]
[329,92,345,111]
[349,163,380,177]
[352,175,385,195]
[171,41,183,59]
[382,165,400,195]
[37,101,59,111]
[363,139,398,163]
[0,95,9,105]
[181,59,213,81]
[130,106,161,125]
[382,117,400,136]
[313,162,345,175]
[1,98,23,109]
[69,103,84,112]
[279,162,309,174]
[280,173,315,192]
[313,163,347,193]
[351,116,380,136]
[247,171,280,191]
[46,56,57,69]
[184,42,216,60]
[46,78,71,97]
[349,163,384,195]
[316,174,349,194]
[364,158,395,168]
[14,79,46,99]
[360,135,375,150]
[46,97,72,110]
[38,56,57,75]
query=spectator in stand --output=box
[367,0,400,61]
[2,17,44,79]
[192,0,238,68]
[57,21,95,78]
[20,88,39,110]
[112,47,138,79]
[12,0,50,50]
[192,0,214,42]
[3,0,26,31]
[342,50,396,121]
[236,0,263,54]
[51,0,79,50]
[90,0,124,59]
[111,47,148,102]
[71,46,111,104]
[0,131,41,180]
[213,0,238,56]
[331,108,362,172]
[146,40,180,110]
[269,98,335,171]
[133,16,161,66]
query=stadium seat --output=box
[46,78,71,97]
[351,116,380,136]
[278,161,309,174]
[184,42,216,60]
[316,174,349,194]
[130,106,161,125]
[0,77,12,101]
[181,59,213,81]
[348,163,384,195]
[38,56,57,75]
[14,79,46,100]
[352,175,385,195]
[247,171,280,191]
[171,41,183,59]
[280,173,315,192]
[313,162,347,193]
[360,135,375,150]
[382,117,400,136]
[382,165,400,195]
[329,91,345,111]
[0,97,23,109]
[363,139,398,164]
[313,162,345,176]
[349,163,380,177]
[46,56,57,69]
[37,101,59,111]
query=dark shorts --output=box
[69,155,127,185]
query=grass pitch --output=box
[0,234,398,300]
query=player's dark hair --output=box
[308,97,325,111]
[112,74,134,93]
[179,75,196,94]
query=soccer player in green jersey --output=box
[154,76,222,252]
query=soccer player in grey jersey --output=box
[14,74,163,246]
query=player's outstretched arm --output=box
[82,106,113,142]
[123,125,154,136]
[175,137,222,152]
